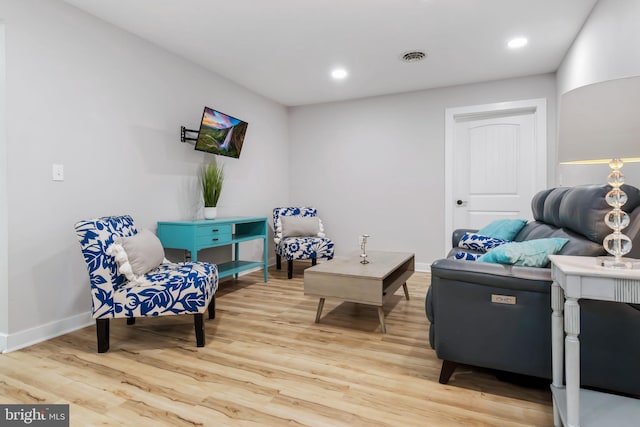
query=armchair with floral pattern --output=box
[75,215,218,352]
[273,207,334,279]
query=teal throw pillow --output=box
[477,219,528,240]
[478,238,569,268]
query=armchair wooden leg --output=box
[276,254,282,270]
[96,318,110,353]
[312,258,317,266]
[287,260,293,279]
[208,295,216,320]
[439,360,458,384]
[194,314,205,347]
[126,318,135,325]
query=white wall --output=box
[1,0,289,351]
[557,0,640,188]
[288,74,557,268]
[0,23,8,350]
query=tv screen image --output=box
[194,107,248,158]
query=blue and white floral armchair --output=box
[273,207,334,279]
[75,215,218,353]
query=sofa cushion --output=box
[276,236,334,260]
[479,238,569,267]
[477,219,528,240]
[542,187,571,226]
[430,258,553,292]
[531,188,555,221]
[514,222,556,242]
[551,228,605,256]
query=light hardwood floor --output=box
[0,266,553,426]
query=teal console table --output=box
[157,217,268,282]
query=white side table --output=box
[549,255,640,427]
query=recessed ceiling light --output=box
[331,68,348,80]
[508,37,528,49]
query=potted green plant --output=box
[201,160,224,219]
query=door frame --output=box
[444,98,547,255]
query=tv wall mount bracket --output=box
[180,126,198,144]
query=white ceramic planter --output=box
[204,207,217,220]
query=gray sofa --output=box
[426,184,640,396]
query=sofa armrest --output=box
[452,228,478,247]
[427,258,554,379]
[430,258,552,293]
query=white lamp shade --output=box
[558,76,640,164]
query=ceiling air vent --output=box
[401,51,427,62]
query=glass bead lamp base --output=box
[598,256,640,269]
[602,159,634,268]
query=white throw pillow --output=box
[107,229,165,284]
[281,216,320,238]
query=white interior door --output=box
[444,99,547,253]
[454,113,535,229]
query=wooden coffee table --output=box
[303,250,414,333]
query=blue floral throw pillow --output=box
[458,233,510,253]
[477,219,528,240]
[454,251,483,261]
[478,238,569,268]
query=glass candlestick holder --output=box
[359,234,370,264]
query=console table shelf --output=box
[551,386,640,427]
[217,260,265,278]
[157,217,268,282]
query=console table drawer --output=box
[196,233,231,246]
[196,224,232,237]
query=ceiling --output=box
[63,0,598,107]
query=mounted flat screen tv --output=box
[194,107,248,158]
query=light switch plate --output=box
[52,164,64,181]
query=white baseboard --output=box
[3,311,92,353]
[415,262,431,272]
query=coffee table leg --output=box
[377,306,386,334]
[315,298,325,323]
[402,283,410,300]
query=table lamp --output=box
[558,76,640,268]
